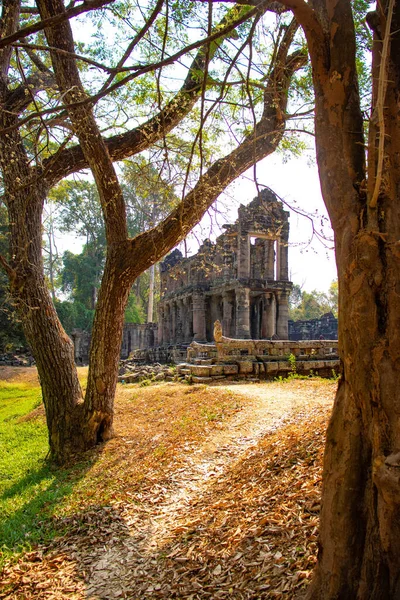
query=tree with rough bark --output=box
[263,0,399,596]
[0,0,305,463]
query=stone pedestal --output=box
[192,292,206,341]
[235,287,251,339]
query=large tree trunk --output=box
[306,229,400,599]
[0,109,85,463]
[10,194,85,463]
[83,247,133,445]
[302,0,400,597]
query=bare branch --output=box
[99,0,165,93]
[14,41,120,73]
[0,253,16,282]
[5,70,55,113]
[41,3,270,184]
[0,0,116,51]
[37,0,128,245]
[0,2,267,135]
[20,6,39,15]
[369,0,395,209]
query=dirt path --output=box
[2,376,336,599]
[83,381,335,598]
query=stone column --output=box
[276,291,289,339]
[171,301,177,344]
[238,234,250,279]
[252,297,260,339]
[176,299,184,344]
[266,240,275,280]
[235,287,251,339]
[164,302,170,345]
[183,297,192,342]
[192,292,206,341]
[279,241,289,281]
[222,292,233,337]
[275,239,281,281]
[157,305,164,345]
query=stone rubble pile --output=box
[0,352,35,367]
[118,360,178,384]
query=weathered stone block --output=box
[210,365,224,376]
[239,360,254,374]
[313,361,325,370]
[223,364,238,375]
[190,365,211,377]
[278,361,291,371]
[265,362,278,373]
[192,376,214,384]
[325,360,340,370]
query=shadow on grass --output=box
[0,452,97,558]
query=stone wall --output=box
[289,312,338,341]
[71,322,158,364]
[177,322,340,382]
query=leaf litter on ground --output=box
[0,376,336,599]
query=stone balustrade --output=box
[178,326,340,383]
[188,339,338,362]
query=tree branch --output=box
[5,70,55,113]
[41,3,268,185]
[0,253,16,283]
[0,0,20,80]
[99,0,165,93]
[14,41,121,73]
[37,0,128,245]
[0,2,266,136]
[126,47,307,274]
[0,0,116,50]
[369,0,395,209]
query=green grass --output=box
[0,381,86,565]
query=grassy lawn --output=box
[0,379,88,565]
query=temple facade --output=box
[157,189,293,344]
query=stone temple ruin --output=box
[157,188,292,345]
[73,188,339,379]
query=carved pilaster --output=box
[192,292,206,341]
[222,292,233,337]
[235,287,251,339]
[157,305,164,345]
[279,241,289,281]
[266,240,275,280]
[238,234,250,279]
[276,290,289,339]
